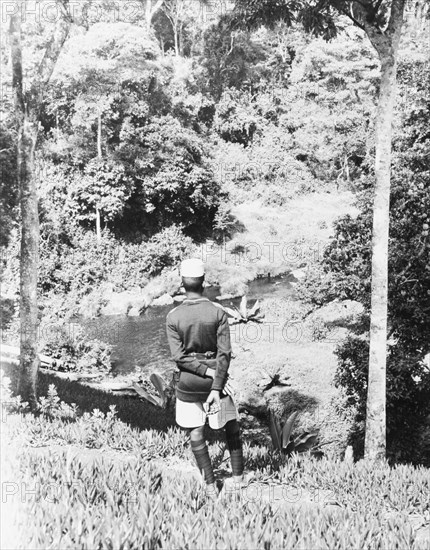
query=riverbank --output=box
[1,292,364,458]
[1,187,360,450]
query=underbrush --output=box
[4,431,429,549]
[7,405,188,459]
[2,225,195,321]
[3,373,429,549]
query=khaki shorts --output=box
[176,395,238,429]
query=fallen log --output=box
[1,344,63,367]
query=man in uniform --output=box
[166,258,244,497]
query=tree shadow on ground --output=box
[2,360,176,432]
[38,371,177,432]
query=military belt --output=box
[189,351,216,359]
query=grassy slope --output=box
[205,188,359,292]
[232,190,358,256]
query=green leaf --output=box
[249,299,260,316]
[239,295,248,318]
[281,411,298,449]
[150,373,167,408]
[294,434,319,453]
[223,306,242,319]
[132,383,162,408]
[269,410,282,450]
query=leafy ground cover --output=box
[2,400,429,550]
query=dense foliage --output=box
[1,14,386,318]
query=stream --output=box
[80,274,298,376]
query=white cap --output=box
[180,258,205,277]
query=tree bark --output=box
[96,111,102,241]
[10,12,40,408]
[173,21,179,56]
[363,0,406,461]
[97,111,102,158]
[146,0,164,31]
[179,22,183,56]
[9,0,71,408]
[96,207,101,241]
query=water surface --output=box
[81,275,297,376]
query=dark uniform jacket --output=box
[166,297,231,402]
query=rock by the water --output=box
[216,293,234,301]
[101,291,134,315]
[173,295,186,303]
[291,268,306,280]
[152,293,174,306]
[101,291,151,316]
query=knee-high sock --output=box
[226,427,244,477]
[190,439,215,485]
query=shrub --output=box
[38,384,79,418]
[334,335,430,465]
[41,322,112,374]
[35,223,195,318]
[214,89,259,145]
[143,225,195,277]
[121,115,226,239]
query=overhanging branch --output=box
[32,0,72,95]
[336,2,367,31]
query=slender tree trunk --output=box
[9,10,39,408]
[179,23,183,56]
[344,153,350,182]
[173,22,179,56]
[96,111,102,241]
[96,207,101,241]
[145,0,152,31]
[18,123,40,409]
[364,0,405,461]
[97,112,102,158]
[365,52,395,461]
[146,0,164,31]
[9,0,71,407]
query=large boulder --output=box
[152,293,174,306]
[101,291,151,316]
[308,299,364,325]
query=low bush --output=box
[334,335,430,465]
[213,89,259,145]
[16,224,197,320]
[40,324,113,374]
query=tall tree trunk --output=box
[179,23,183,56]
[18,124,40,409]
[96,111,102,241]
[173,22,179,56]
[145,0,152,31]
[10,10,39,409]
[96,207,101,241]
[97,112,102,158]
[364,0,405,461]
[9,0,71,408]
[146,0,164,31]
